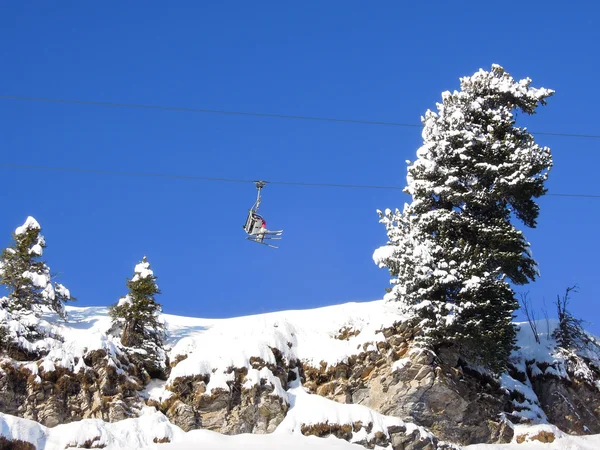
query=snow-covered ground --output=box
[2,408,600,450]
[0,406,369,450]
[2,300,600,449]
[465,424,600,450]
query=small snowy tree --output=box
[109,256,166,376]
[552,286,591,351]
[0,216,74,320]
[374,65,554,372]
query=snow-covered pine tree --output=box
[109,256,166,377]
[373,65,554,372]
[0,216,74,321]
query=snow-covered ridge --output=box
[0,299,404,401]
[162,300,403,398]
[2,298,600,450]
[3,299,599,410]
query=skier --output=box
[242,181,283,248]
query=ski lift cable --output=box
[1,162,600,198]
[0,163,404,190]
[1,95,600,140]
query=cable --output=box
[0,95,419,129]
[2,95,599,139]
[1,162,599,198]
[0,163,404,190]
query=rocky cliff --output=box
[1,300,599,449]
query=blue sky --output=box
[1,1,599,335]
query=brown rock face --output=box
[299,421,444,450]
[534,378,600,433]
[302,322,514,446]
[166,399,201,431]
[302,321,600,446]
[0,349,147,427]
[162,349,291,434]
[525,355,600,435]
[354,347,513,445]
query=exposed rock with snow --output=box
[504,342,600,434]
[1,300,600,450]
[0,347,146,428]
[0,307,151,428]
[163,399,200,431]
[300,321,514,446]
[157,365,289,434]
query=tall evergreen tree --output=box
[109,255,165,351]
[373,65,554,372]
[0,216,74,320]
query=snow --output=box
[0,297,416,450]
[117,295,132,307]
[29,243,44,256]
[55,283,70,299]
[372,245,397,267]
[391,357,410,372]
[143,431,367,450]
[2,295,600,449]
[142,379,173,403]
[15,216,41,235]
[0,306,123,376]
[132,259,154,281]
[499,373,547,422]
[243,366,288,398]
[2,407,599,450]
[165,300,404,398]
[0,407,185,450]
[274,375,433,445]
[22,270,49,288]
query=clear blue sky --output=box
[1,1,599,335]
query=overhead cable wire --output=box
[0,95,419,129]
[1,163,599,198]
[1,95,599,139]
[0,163,404,190]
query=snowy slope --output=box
[159,299,402,399]
[2,299,600,449]
[0,406,367,450]
[1,299,401,395]
[2,408,600,450]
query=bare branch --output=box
[542,297,550,341]
[520,292,540,344]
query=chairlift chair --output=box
[243,181,283,248]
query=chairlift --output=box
[243,181,283,248]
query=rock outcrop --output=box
[301,321,514,446]
[514,349,600,434]
[155,350,291,434]
[0,348,146,427]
